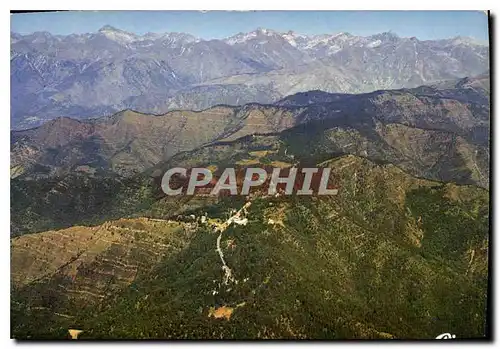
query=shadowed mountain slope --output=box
[11,155,489,339]
[11,76,489,180]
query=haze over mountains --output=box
[11,73,490,237]
[11,26,488,129]
[11,73,490,187]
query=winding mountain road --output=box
[215,201,252,285]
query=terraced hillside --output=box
[11,156,489,339]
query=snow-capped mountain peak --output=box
[98,25,140,44]
[225,28,281,45]
[281,30,308,47]
[448,36,488,46]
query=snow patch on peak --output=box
[281,31,307,47]
[225,31,257,45]
[255,28,277,35]
[449,36,488,46]
[366,39,382,48]
[98,25,121,32]
[225,28,280,45]
[333,32,352,39]
[98,25,139,44]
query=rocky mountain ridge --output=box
[11,75,490,185]
[11,26,489,129]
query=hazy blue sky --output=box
[11,11,489,41]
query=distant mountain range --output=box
[11,26,489,129]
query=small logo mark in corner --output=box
[436,333,456,339]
